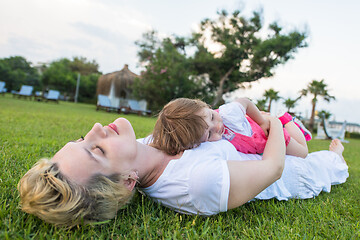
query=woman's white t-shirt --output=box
[138,138,348,216]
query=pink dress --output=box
[217,102,291,154]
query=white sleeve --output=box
[219,102,252,135]
[189,159,230,215]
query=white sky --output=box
[1,0,359,123]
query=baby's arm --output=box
[235,98,270,136]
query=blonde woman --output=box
[19,115,348,227]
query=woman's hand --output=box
[227,113,285,209]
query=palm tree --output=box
[300,79,335,131]
[256,98,267,111]
[263,88,281,112]
[283,97,298,113]
[318,110,332,120]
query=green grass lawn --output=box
[1,94,359,239]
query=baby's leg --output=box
[278,112,312,141]
[284,121,308,158]
[286,138,308,158]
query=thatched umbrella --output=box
[96,64,139,99]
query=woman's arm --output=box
[227,115,286,209]
[235,97,270,136]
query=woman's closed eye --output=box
[94,146,105,155]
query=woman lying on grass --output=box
[18,113,348,227]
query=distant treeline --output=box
[0,56,101,103]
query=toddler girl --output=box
[151,98,311,157]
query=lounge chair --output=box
[13,85,33,99]
[316,113,348,142]
[128,99,151,116]
[0,81,6,95]
[96,94,121,113]
[45,90,60,103]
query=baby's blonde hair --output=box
[18,158,134,227]
[151,98,210,155]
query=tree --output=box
[0,56,40,92]
[78,73,100,103]
[69,56,100,75]
[69,57,101,103]
[134,9,307,109]
[318,110,332,120]
[256,98,267,111]
[263,88,281,112]
[41,57,100,101]
[192,9,307,106]
[133,32,207,112]
[283,97,299,113]
[300,79,335,131]
[41,58,76,97]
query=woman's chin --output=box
[114,117,131,126]
[114,118,136,138]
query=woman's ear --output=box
[123,171,138,191]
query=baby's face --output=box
[198,107,224,142]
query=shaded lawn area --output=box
[0,94,359,239]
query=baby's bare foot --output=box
[329,139,345,163]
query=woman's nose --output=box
[87,123,106,138]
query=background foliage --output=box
[134,9,307,111]
[0,56,100,103]
[133,34,207,111]
[0,56,40,92]
[1,8,308,110]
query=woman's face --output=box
[52,118,137,185]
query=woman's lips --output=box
[108,123,119,135]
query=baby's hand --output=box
[259,118,270,137]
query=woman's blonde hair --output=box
[151,98,209,155]
[18,158,134,227]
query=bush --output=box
[346,131,360,139]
